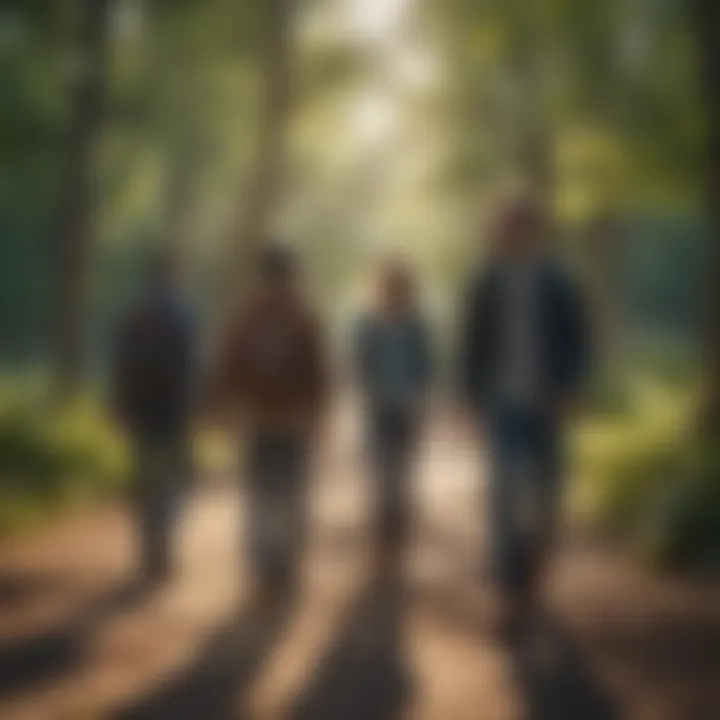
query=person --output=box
[355,259,433,571]
[113,249,197,584]
[211,243,328,600]
[459,194,591,623]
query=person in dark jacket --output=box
[459,195,591,620]
[113,250,196,584]
[355,259,433,570]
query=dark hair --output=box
[495,194,545,238]
[257,243,297,280]
[145,246,177,285]
[378,256,416,308]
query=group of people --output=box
[112,194,590,628]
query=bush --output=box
[640,441,720,572]
[0,384,130,536]
[575,380,686,524]
[586,373,636,419]
[575,379,720,573]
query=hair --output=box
[491,192,547,251]
[257,243,297,281]
[145,246,177,285]
[377,256,416,309]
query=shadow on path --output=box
[0,579,149,698]
[511,612,621,720]
[580,608,720,719]
[112,596,291,720]
[0,571,77,610]
[289,569,411,720]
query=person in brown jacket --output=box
[211,244,328,599]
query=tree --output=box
[230,0,294,284]
[52,0,111,395]
[691,0,720,429]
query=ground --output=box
[0,403,718,719]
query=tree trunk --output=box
[692,0,720,429]
[52,0,110,396]
[164,144,198,257]
[229,0,294,290]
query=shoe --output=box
[141,555,172,588]
[493,592,526,644]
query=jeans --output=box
[245,433,310,586]
[487,407,562,595]
[368,406,418,547]
[133,436,190,577]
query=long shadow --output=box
[0,579,150,697]
[289,570,412,720]
[0,571,76,610]
[112,597,291,720]
[511,611,622,720]
[581,609,720,718]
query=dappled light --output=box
[1,0,719,718]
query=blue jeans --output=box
[487,407,562,595]
[367,406,418,546]
[245,433,310,586]
[133,436,190,577]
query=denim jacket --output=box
[355,312,433,412]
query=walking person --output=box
[113,250,197,585]
[211,244,328,602]
[459,195,591,626]
[355,259,433,572]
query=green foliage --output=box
[0,380,130,536]
[588,339,700,418]
[575,379,720,573]
[641,441,720,572]
[586,373,636,418]
[620,214,710,333]
[577,428,675,532]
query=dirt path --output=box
[0,404,718,719]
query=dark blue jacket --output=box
[113,289,196,439]
[459,260,591,409]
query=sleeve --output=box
[205,309,246,411]
[307,313,331,412]
[416,317,435,394]
[178,302,199,403]
[352,315,372,392]
[458,273,489,405]
[560,273,593,399]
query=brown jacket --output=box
[212,287,328,432]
